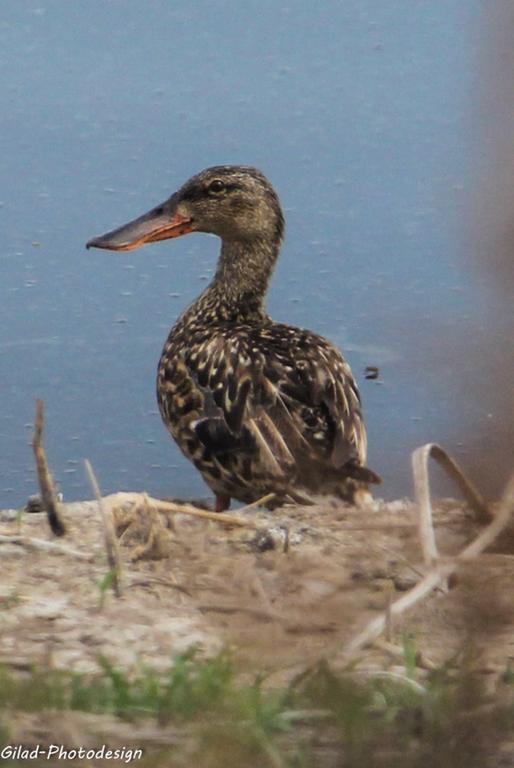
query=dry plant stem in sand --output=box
[85,460,123,597]
[0,533,93,561]
[343,444,514,659]
[104,492,260,528]
[413,442,491,532]
[32,399,67,537]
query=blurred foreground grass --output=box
[1,646,514,767]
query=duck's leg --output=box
[215,493,231,513]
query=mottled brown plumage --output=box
[87,165,380,510]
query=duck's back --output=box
[157,311,379,506]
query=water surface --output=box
[1,2,511,507]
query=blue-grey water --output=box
[1,2,512,507]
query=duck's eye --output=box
[208,179,225,194]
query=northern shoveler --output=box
[87,166,380,511]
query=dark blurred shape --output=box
[364,366,380,381]
[25,494,43,514]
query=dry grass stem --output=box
[345,570,452,657]
[373,638,437,670]
[31,399,67,537]
[84,460,123,597]
[104,491,259,528]
[238,492,276,512]
[154,499,258,527]
[336,522,416,531]
[343,450,514,659]
[412,444,440,565]
[458,471,514,559]
[126,574,191,596]
[198,603,284,622]
[375,542,428,582]
[0,533,93,561]
[384,592,393,642]
[413,442,491,526]
[353,669,427,695]
[278,709,332,723]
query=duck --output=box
[87,165,380,511]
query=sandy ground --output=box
[3,491,514,765]
[1,493,514,681]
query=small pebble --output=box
[26,495,43,513]
[393,569,418,592]
[252,526,290,552]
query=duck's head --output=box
[86,165,284,252]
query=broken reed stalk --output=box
[412,444,440,565]
[343,448,514,659]
[85,460,122,597]
[104,491,258,528]
[31,399,67,536]
[141,497,256,527]
[412,442,494,566]
[413,443,491,527]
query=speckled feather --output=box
[157,311,377,505]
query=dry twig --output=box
[413,443,491,528]
[104,491,259,528]
[85,460,123,597]
[238,492,276,512]
[343,447,514,659]
[198,603,283,622]
[373,638,436,670]
[352,668,427,695]
[412,444,440,565]
[31,399,67,536]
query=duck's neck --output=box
[195,236,280,322]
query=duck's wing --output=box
[185,324,380,489]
